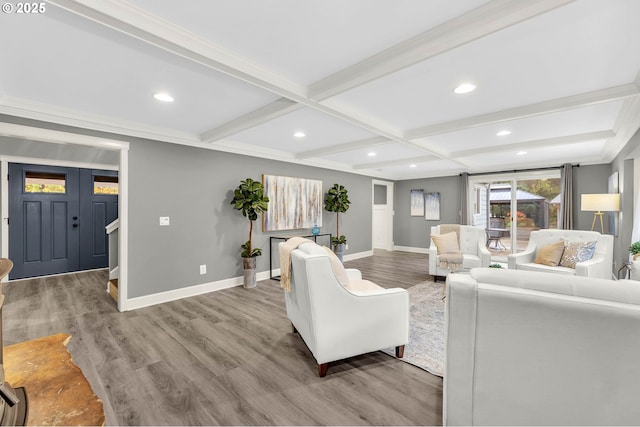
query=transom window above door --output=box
[93,176,118,195]
[24,171,66,194]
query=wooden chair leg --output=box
[318,363,328,377]
[395,345,405,358]
[291,322,297,334]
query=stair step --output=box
[108,279,118,302]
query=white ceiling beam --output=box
[50,0,577,164]
[353,155,438,170]
[296,136,390,159]
[309,0,575,100]
[202,0,575,151]
[406,83,640,139]
[49,0,309,101]
[201,98,301,143]
[451,130,615,158]
[48,0,438,157]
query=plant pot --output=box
[242,257,257,288]
[332,243,345,263]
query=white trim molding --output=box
[393,245,430,254]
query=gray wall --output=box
[572,164,612,231]
[0,114,374,299]
[394,176,461,249]
[393,165,611,249]
[128,138,373,297]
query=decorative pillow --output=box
[322,246,350,287]
[345,279,382,292]
[533,240,565,266]
[432,231,460,254]
[559,240,597,268]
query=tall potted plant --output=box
[231,178,269,288]
[324,183,351,262]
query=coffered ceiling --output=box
[1,0,639,179]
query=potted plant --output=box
[324,183,351,262]
[630,241,640,260]
[230,178,269,288]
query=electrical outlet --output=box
[159,216,170,226]
[199,264,206,275]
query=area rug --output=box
[383,280,445,377]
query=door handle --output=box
[73,216,78,220]
[72,224,78,228]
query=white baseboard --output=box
[393,245,429,254]
[125,250,377,311]
[344,250,374,261]
[126,268,278,310]
[126,277,242,310]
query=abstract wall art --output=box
[262,174,323,231]
[425,192,441,221]
[410,189,424,216]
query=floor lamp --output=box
[581,193,620,233]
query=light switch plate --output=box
[159,216,170,226]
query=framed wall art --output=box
[410,189,424,216]
[425,192,441,221]
[262,174,323,231]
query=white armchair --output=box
[281,241,409,377]
[428,225,491,278]
[508,229,613,279]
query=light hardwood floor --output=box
[3,250,442,426]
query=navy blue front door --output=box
[79,168,118,270]
[9,163,118,280]
[9,163,80,279]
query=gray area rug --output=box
[383,280,445,377]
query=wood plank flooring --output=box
[2,250,441,426]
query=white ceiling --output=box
[1,0,639,179]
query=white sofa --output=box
[282,241,409,377]
[429,225,491,278]
[508,229,613,279]
[444,268,640,426]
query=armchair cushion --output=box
[533,240,565,266]
[431,231,460,254]
[345,279,383,292]
[559,240,596,268]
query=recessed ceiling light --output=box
[368,152,376,157]
[153,92,174,103]
[293,131,306,138]
[497,130,512,136]
[453,83,476,94]
[409,164,417,168]
[516,151,527,155]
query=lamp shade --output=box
[581,193,620,212]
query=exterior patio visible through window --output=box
[469,173,561,262]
